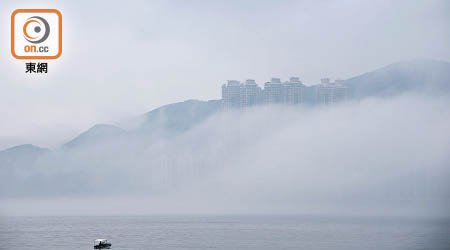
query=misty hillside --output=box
[138,99,222,135]
[1,95,449,217]
[133,59,450,137]
[63,100,221,148]
[286,59,450,103]
[1,60,449,163]
[345,59,450,99]
[0,144,49,169]
[63,124,125,149]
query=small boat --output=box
[94,239,112,249]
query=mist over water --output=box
[1,2,450,249]
[1,94,449,217]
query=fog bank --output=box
[1,94,449,217]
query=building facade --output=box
[263,78,284,105]
[222,80,241,111]
[283,77,304,105]
[315,78,350,105]
[221,77,313,110]
[240,79,262,110]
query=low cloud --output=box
[1,94,449,217]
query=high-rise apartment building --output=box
[240,79,262,110]
[264,78,283,105]
[315,78,350,104]
[222,80,241,110]
[222,79,263,110]
[283,77,304,105]
[222,76,325,110]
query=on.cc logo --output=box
[23,16,50,44]
[11,9,62,60]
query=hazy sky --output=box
[1,0,450,149]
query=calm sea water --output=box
[0,215,449,250]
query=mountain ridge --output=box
[2,59,449,154]
[62,124,126,149]
[0,144,49,169]
[345,59,450,99]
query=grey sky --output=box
[1,0,449,149]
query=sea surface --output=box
[0,215,449,250]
